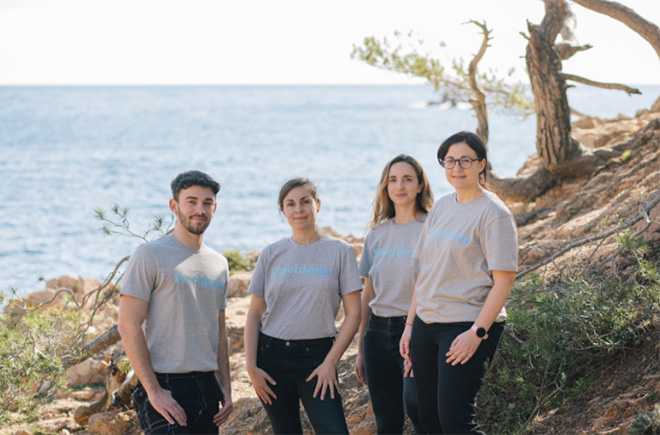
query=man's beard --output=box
[178,211,210,235]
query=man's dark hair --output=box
[170,170,220,200]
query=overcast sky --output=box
[1,0,659,85]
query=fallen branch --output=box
[62,324,120,370]
[517,191,660,280]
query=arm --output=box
[244,294,278,404]
[307,290,361,400]
[213,309,233,426]
[354,278,375,384]
[118,295,187,426]
[445,270,516,366]
[399,276,419,362]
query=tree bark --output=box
[467,21,491,145]
[561,73,641,95]
[525,0,594,178]
[554,42,592,60]
[570,0,660,60]
[62,324,120,370]
[488,167,557,203]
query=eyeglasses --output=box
[438,157,482,169]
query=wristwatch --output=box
[470,324,487,339]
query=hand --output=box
[247,366,277,405]
[403,358,413,378]
[146,386,187,426]
[213,394,233,426]
[306,360,339,400]
[355,353,367,384]
[399,325,412,362]
[445,330,483,366]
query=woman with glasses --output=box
[400,131,518,434]
[244,178,362,435]
[355,155,432,434]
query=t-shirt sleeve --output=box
[339,244,363,296]
[482,215,519,272]
[121,244,158,302]
[247,248,268,297]
[358,232,374,278]
[219,257,229,310]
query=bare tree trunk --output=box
[467,21,491,145]
[526,0,589,178]
[571,0,660,60]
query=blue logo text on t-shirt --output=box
[373,245,414,258]
[429,228,471,245]
[174,272,225,289]
[270,264,331,277]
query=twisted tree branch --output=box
[562,73,641,95]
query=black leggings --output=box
[410,316,504,434]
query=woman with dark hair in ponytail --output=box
[400,132,518,434]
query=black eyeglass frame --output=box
[437,157,483,169]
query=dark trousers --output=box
[410,316,504,434]
[257,332,349,435]
[363,313,422,434]
[132,371,222,435]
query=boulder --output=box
[87,410,139,435]
[64,358,108,387]
[35,417,70,433]
[227,272,253,298]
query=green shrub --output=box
[0,292,83,416]
[223,249,255,273]
[479,237,660,433]
[629,404,660,434]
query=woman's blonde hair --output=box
[370,155,433,229]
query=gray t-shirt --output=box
[359,216,426,317]
[248,235,362,340]
[414,191,518,323]
[121,234,228,373]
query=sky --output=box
[1,0,659,86]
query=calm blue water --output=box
[1,84,658,296]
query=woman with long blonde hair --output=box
[355,154,433,434]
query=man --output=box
[118,170,233,434]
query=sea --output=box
[1,84,658,297]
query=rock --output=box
[651,95,660,113]
[573,117,597,129]
[87,410,139,435]
[227,271,253,298]
[64,358,108,387]
[35,417,70,433]
[46,275,100,294]
[244,249,261,265]
[69,388,97,400]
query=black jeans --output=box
[132,371,223,435]
[257,332,349,435]
[410,316,504,434]
[363,313,422,434]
